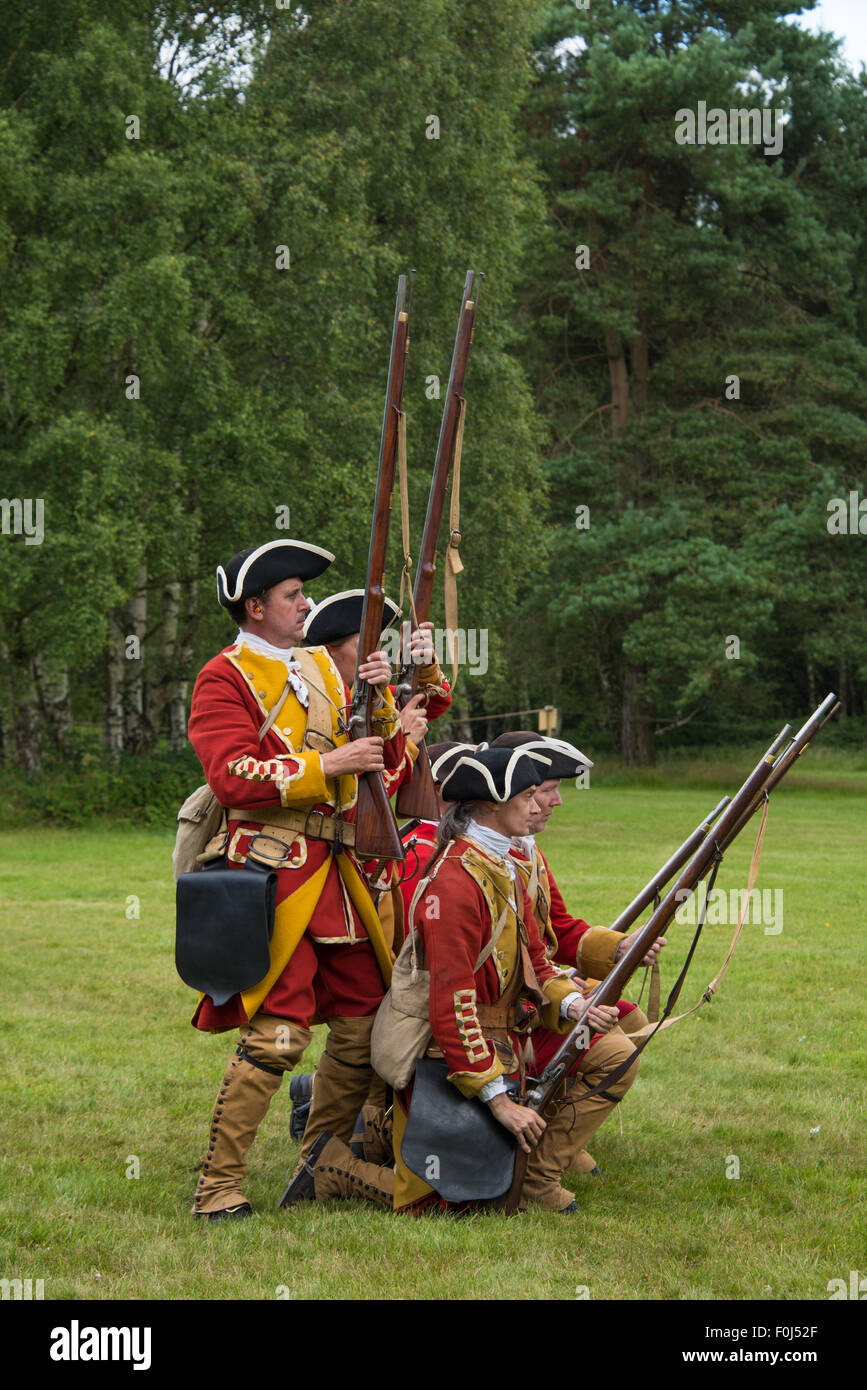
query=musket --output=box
[347,275,411,861]
[725,692,840,842]
[610,693,839,937]
[608,795,731,935]
[501,695,837,1213]
[394,269,481,820]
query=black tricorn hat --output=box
[428,741,474,785]
[490,730,593,777]
[216,540,334,609]
[302,589,401,646]
[439,746,551,803]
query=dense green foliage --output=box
[0,736,201,828]
[0,0,547,771]
[1,1,865,780]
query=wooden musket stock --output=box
[348,275,411,861]
[394,269,481,820]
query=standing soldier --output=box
[300,589,452,806]
[287,599,454,1138]
[186,540,406,1220]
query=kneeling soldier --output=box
[492,730,664,1183]
[389,745,623,1214]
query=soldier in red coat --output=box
[283,600,454,1141]
[302,590,452,746]
[491,730,666,1196]
[186,540,408,1219]
[302,590,452,946]
[386,745,623,1214]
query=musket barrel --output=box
[394,269,480,822]
[608,794,731,935]
[349,275,411,861]
[726,693,837,844]
[397,269,478,694]
[546,722,791,1062]
[581,703,834,1022]
[502,702,834,1213]
[355,276,409,683]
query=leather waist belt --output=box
[476,998,541,1035]
[475,937,548,1038]
[228,805,356,849]
[476,1001,517,1031]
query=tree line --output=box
[1,0,865,776]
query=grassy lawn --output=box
[1,770,864,1301]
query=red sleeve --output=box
[423,680,452,721]
[382,726,408,780]
[188,659,309,809]
[418,860,502,1087]
[543,854,593,969]
[398,830,438,934]
[414,665,452,722]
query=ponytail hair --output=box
[436,800,486,850]
[405,801,489,934]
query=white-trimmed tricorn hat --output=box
[302,589,401,646]
[428,742,476,785]
[216,540,335,609]
[439,746,552,804]
[490,729,593,776]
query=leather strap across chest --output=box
[254,648,339,753]
[227,648,347,852]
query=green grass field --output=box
[1,769,864,1301]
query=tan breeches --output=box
[522,1025,640,1210]
[570,1004,647,1173]
[299,1014,377,1160]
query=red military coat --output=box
[509,841,637,1072]
[392,832,575,1213]
[187,636,405,1031]
[410,837,574,1097]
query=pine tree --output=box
[518,0,867,760]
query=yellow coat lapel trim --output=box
[458,845,519,988]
